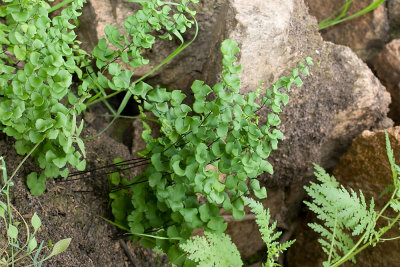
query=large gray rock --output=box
[222,0,392,187]
[217,0,392,261]
[304,0,390,63]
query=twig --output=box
[119,239,139,267]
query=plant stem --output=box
[48,0,74,13]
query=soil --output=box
[0,125,169,266]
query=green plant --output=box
[180,231,242,267]
[108,38,312,264]
[318,0,385,30]
[0,156,71,266]
[179,197,294,267]
[304,131,400,267]
[0,0,199,194]
[0,0,88,195]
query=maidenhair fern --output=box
[305,131,400,267]
[243,197,295,267]
[180,231,242,267]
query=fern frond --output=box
[243,197,295,267]
[180,231,242,267]
[304,165,378,265]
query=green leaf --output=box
[27,172,46,196]
[48,238,72,258]
[28,237,38,252]
[14,45,26,60]
[108,63,121,76]
[31,213,42,232]
[207,217,227,233]
[221,39,240,56]
[7,224,18,239]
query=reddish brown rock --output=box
[287,127,400,266]
[304,0,390,63]
[373,39,400,124]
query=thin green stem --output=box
[48,0,74,13]
[95,114,160,124]
[318,0,385,30]
[328,210,338,265]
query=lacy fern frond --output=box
[243,197,295,267]
[304,164,378,265]
[180,231,242,267]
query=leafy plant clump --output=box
[0,157,71,266]
[109,38,313,264]
[304,131,400,267]
[0,0,199,195]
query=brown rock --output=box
[304,0,390,63]
[389,0,400,36]
[287,127,400,266]
[374,39,400,124]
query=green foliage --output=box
[304,131,400,267]
[318,0,385,30]
[0,0,199,194]
[243,197,295,267]
[179,197,295,267]
[0,156,71,266]
[304,165,377,265]
[180,231,242,267]
[0,0,88,194]
[109,39,312,264]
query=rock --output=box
[75,0,228,90]
[222,0,392,187]
[373,39,400,124]
[389,0,400,37]
[304,0,390,63]
[287,127,400,266]
[217,0,392,260]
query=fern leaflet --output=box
[243,197,295,267]
[180,231,242,267]
[304,164,378,266]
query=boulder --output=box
[216,0,392,261]
[373,39,400,124]
[389,0,400,37]
[287,127,400,266]
[222,0,392,187]
[304,0,390,63]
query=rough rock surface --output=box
[223,0,392,186]
[175,0,396,262]
[76,0,228,90]
[373,39,400,124]
[304,0,390,63]
[389,0,400,37]
[287,127,400,266]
